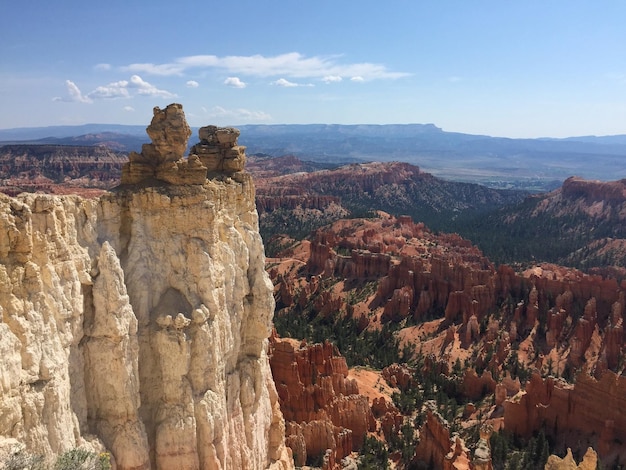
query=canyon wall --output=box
[0,104,293,470]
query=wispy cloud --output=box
[206,105,271,121]
[350,76,365,82]
[123,106,135,112]
[53,80,93,103]
[322,75,342,84]
[53,75,175,104]
[122,62,184,76]
[272,78,298,87]
[224,77,246,88]
[122,52,410,81]
[128,75,175,97]
[186,80,199,88]
[94,63,112,71]
[88,79,131,99]
[271,78,314,87]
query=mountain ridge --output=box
[2,123,625,187]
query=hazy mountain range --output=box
[1,123,625,191]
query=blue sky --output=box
[1,1,626,137]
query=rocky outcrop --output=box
[190,126,247,174]
[268,336,375,467]
[256,195,341,214]
[122,104,206,185]
[381,363,415,390]
[472,424,493,470]
[122,104,248,186]
[544,447,598,470]
[413,403,470,470]
[503,371,626,461]
[302,214,496,328]
[561,176,626,204]
[0,104,292,470]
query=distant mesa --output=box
[561,175,626,203]
[121,103,246,185]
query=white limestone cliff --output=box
[0,105,293,470]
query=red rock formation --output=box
[269,213,626,464]
[561,176,626,203]
[413,404,470,470]
[602,296,624,371]
[371,397,403,441]
[269,335,375,466]
[256,195,340,213]
[301,213,498,330]
[461,369,496,400]
[0,144,125,196]
[503,371,626,460]
[381,363,415,391]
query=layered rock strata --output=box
[0,104,292,469]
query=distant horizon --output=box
[1,120,626,141]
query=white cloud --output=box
[448,76,463,83]
[94,63,111,71]
[123,62,185,76]
[53,80,92,103]
[322,75,342,84]
[272,78,298,87]
[128,74,176,98]
[350,76,365,82]
[207,105,271,121]
[224,77,246,88]
[186,80,199,88]
[122,52,409,81]
[54,75,175,104]
[271,78,314,87]
[87,80,130,99]
[123,106,135,112]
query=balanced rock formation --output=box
[0,104,292,469]
[121,104,248,186]
[190,126,247,173]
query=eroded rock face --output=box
[0,105,293,470]
[145,103,192,161]
[268,335,375,467]
[0,144,125,197]
[413,403,471,470]
[504,371,626,461]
